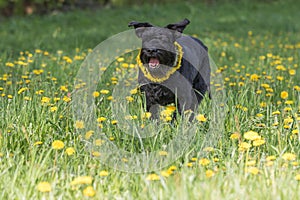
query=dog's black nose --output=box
[146,49,158,53]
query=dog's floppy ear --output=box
[165,18,190,33]
[128,21,153,38]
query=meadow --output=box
[0,0,300,199]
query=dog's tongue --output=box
[149,58,160,68]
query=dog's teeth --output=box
[149,58,160,68]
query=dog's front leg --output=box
[177,90,198,121]
[146,103,160,120]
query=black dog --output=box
[128,19,210,120]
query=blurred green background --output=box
[1,0,299,55]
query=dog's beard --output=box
[140,49,177,79]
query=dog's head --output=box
[128,19,190,77]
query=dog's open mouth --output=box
[148,58,160,69]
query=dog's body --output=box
[129,19,210,120]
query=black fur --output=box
[128,19,210,120]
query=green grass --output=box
[1,0,300,199]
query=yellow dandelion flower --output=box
[203,147,214,152]
[93,91,100,97]
[238,82,244,86]
[83,186,96,197]
[285,100,293,105]
[107,96,114,101]
[18,87,28,94]
[163,116,172,122]
[5,62,14,67]
[276,76,284,81]
[250,74,259,81]
[196,114,207,122]
[52,140,65,150]
[60,85,68,92]
[99,170,109,177]
[253,139,265,147]
[256,90,262,94]
[260,102,267,108]
[205,169,215,178]
[199,158,210,166]
[295,174,300,181]
[36,90,44,95]
[117,57,124,62]
[37,182,51,193]
[110,77,118,81]
[50,106,57,112]
[168,165,177,171]
[266,155,276,161]
[158,151,168,156]
[294,85,300,91]
[97,117,107,122]
[166,105,176,111]
[63,96,71,102]
[284,117,293,124]
[276,65,286,71]
[92,151,101,157]
[111,120,118,125]
[85,130,94,140]
[282,153,296,161]
[272,110,281,115]
[266,156,276,161]
[126,96,134,102]
[75,120,85,129]
[65,147,75,156]
[246,160,256,166]
[292,129,298,135]
[146,173,160,181]
[244,131,261,141]
[256,113,264,118]
[238,142,251,151]
[284,124,291,129]
[161,170,171,177]
[186,162,193,167]
[24,96,32,101]
[121,63,129,68]
[280,91,288,99]
[41,96,51,104]
[94,139,104,146]
[284,107,292,112]
[265,161,274,167]
[142,112,152,119]
[191,157,197,162]
[130,88,138,95]
[70,176,93,186]
[246,167,260,175]
[34,141,43,146]
[109,136,115,141]
[289,69,296,76]
[100,89,109,94]
[230,132,240,140]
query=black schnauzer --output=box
[128,19,210,120]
